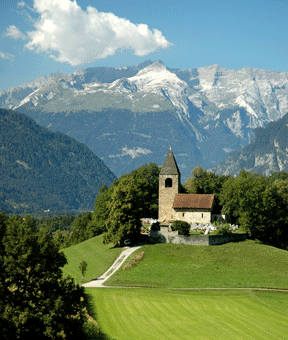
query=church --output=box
[158,148,219,225]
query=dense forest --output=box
[0,109,116,214]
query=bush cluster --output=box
[216,223,232,235]
[123,251,145,270]
[172,220,190,236]
[151,221,160,231]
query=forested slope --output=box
[0,109,116,213]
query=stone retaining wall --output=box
[149,228,247,245]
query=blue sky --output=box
[1,0,287,92]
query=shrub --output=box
[172,220,190,236]
[151,221,160,231]
[217,223,232,235]
[123,251,145,270]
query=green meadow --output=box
[62,238,288,339]
[87,288,288,340]
[61,235,123,283]
[105,240,288,289]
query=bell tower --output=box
[158,147,181,223]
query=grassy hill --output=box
[105,240,288,289]
[62,238,288,339]
[61,235,123,284]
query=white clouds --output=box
[24,0,171,66]
[4,25,26,40]
[0,52,15,60]
[17,1,26,8]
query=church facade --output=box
[158,148,217,225]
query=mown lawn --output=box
[105,240,288,288]
[87,288,288,340]
[61,235,123,283]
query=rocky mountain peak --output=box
[1,60,287,179]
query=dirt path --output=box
[83,245,142,288]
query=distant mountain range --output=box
[1,60,287,179]
[0,109,116,214]
[210,112,288,176]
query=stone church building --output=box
[159,148,219,225]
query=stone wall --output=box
[149,227,247,246]
[174,209,211,224]
[208,233,247,245]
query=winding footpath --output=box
[83,245,142,288]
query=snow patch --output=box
[223,147,233,153]
[121,147,152,159]
[235,95,258,118]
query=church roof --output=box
[173,194,215,209]
[160,148,181,175]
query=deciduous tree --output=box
[103,176,142,245]
[0,212,87,339]
[220,170,288,248]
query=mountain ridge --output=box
[1,60,287,179]
[209,112,288,176]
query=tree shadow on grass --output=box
[83,292,115,340]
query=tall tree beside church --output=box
[220,170,288,248]
[90,163,160,238]
[88,183,115,236]
[103,176,142,245]
[185,166,230,211]
[130,163,160,219]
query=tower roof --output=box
[160,148,181,175]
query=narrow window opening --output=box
[201,213,203,218]
[165,178,172,188]
[183,213,185,217]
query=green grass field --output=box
[61,237,288,339]
[61,235,123,283]
[87,288,288,340]
[105,240,288,289]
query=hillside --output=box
[210,112,288,176]
[62,235,123,284]
[62,238,288,289]
[1,61,287,179]
[105,241,288,289]
[62,238,288,339]
[0,108,116,214]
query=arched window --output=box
[165,178,172,188]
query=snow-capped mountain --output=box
[1,60,287,179]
